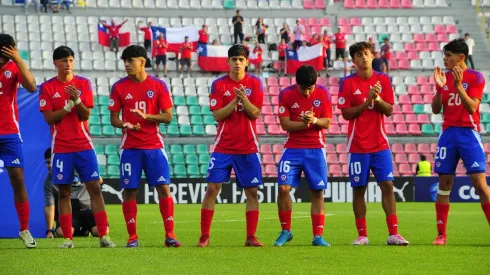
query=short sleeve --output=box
[82,79,94,108]
[159,82,173,111]
[277,91,290,118]
[321,88,332,119]
[108,84,121,112]
[337,77,352,109]
[250,78,264,109]
[468,72,485,100]
[209,80,223,111]
[380,75,395,104]
[39,84,53,111]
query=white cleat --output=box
[19,230,36,249]
[100,235,116,248]
[352,236,370,246]
[58,238,74,249]
[387,234,409,246]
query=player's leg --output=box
[119,149,143,247]
[186,60,192,75]
[458,129,490,225]
[348,153,371,245]
[198,152,232,246]
[163,56,167,77]
[75,149,114,247]
[78,209,100,237]
[155,57,161,76]
[371,149,408,245]
[303,148,330,246]
[233,153,264,247]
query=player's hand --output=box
[130,109,147,120]
[1,46,22,63]
[368,81,381,102]
[434,66,447,88]
[452,66,463,88]
[234,85,247,101]
[123,121,141,131]
[46,231,54,238]
[299,107,315,124]
[64,84,80,101]
[99,177,104,185]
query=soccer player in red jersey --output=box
[39,46,114,248]
[277,39,288,76]
[197,44,264,247]
[179,36,193,78]
[154,33,168,78]
[431,39,490,245]
[109,45,180,248]
[198,25,209,45]
[334,27,346,61]
[0,34,37,248]
[274,65,332,247]
[337,42,409,246]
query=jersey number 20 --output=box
[448,93,461,106]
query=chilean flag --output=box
[150,26,198,55]
[286,44,324,74]
[248,52,259,65]
[197,44,230,72]
[97,22,130,48]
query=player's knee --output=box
[278,185,291,197]
[310,189,323,200]
[205,184,221,197]
[244,187,259,199]
[7,168,24,185]
[156,185,171,198]
[379,181,394,194]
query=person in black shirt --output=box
[280,23,291,44]
[232,10,244,44]
[372,52,385,73]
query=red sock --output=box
[159,198,175,238]
[356,218,367,237]
[435,203,450,236]
[481,202,490,225]
[278,211,292,231]
[94,211,109,238]
[122,200,138,239]
[200,208,214,238]
[386,215,399,235]
[14,202,29,231]
[59,213,73,240]
[246,210,259,238]
[311,214,324,237]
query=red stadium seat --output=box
[423,95,432,103]
[314,0,326,9]
[320,18,332,26]
[416,76,429,85]
[428,43,440,51]
[411,94,423,104]
[303,0,315,9]
[279,77,290,86]
[413,33,425,43]
[385,116,393,124]
[408,153,420,164]
[271,96,279,106]
[338,115,349,125]
[417,143,430,152]
[437,34,449,42]
[338,17,350,26]
[446,25,458,34]
[317,77,327,86]
[267,77,278,87]
[434,25,446,34]
[341,125,349,135]
[485,144,490,153]
[267,125,284,135]
[385,124,396,135]
[378,0,390,8]
[331,95,338,105]
[395,52,407,60]
[328,77,340,86]
[398,164,413,175]
[406,114,418,124]
[262,105,274,115]
[269,86,280,96]
[409,124,421,135]
[344,0,355,8]
[325,143,335,153]
[260,144,272,154]
[311,26,322,35]
[366,0,377,8]
[330,164,342,176]
[350,17,362,26]
[272,144,284,154]
[402,105,414,114]
[405,143,417,153]
[420,85,433,95]
[291,77,296,84]
[430,143,438,152]
[389,59,399,70]
[299,18,308,25]
[256,125,266,135]
[390,0,401,8]
[392,104,402,114]
[354,0,367,8]
[398,95,411,104]
[265,165,277,176]
[426,33,437,42]
[339,153,348,164]
[342,164,349,175]
[341,25,353,34]
[417,114,430,124]
[392,143,404,153]
[256,116,264,125]
[416,42,428,51]
[327,154,338,163]
[398,60,410,70]
[396,124,408,135]
[262,154,275,165]
[428,76,436,85]
[275,154,282,164]
[404,43,416,52]
[327,124,341,135]
[407,51,419,60]
[393,114,405,123]
[401,0,413,8]
[262,95,271,106]
[336,143,347,153]
[395,154,408,164]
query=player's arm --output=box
[432,66,445,114]
[453,67,481,114]
[1,46,37,92]
[341,100,370,120]
[142,108,173,124]
[212,97,239,122]
[373,81,393,117]
[65,84,91,121]
[279,116,308,131]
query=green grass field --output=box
[1,203,489,275]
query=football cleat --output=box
[100,235,116,248]
[273,230,293,247]
[19,230,36,249]
[165,235,182,247]
[126,236,139,248]
[312,235,331,247]
[352,236,370,246]
[197,236,209,247]
[58,238,74,249]
[433,234,447,245]
[387,234,409,246]
[245,236,263,247]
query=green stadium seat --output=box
[482,94,490,103]
[173,165,187,178]
[100,108,110,115]
[115,128,122,136]
[172,154,186,165]
[180,125,192,136]
[486,123,490,133]
[170,116,178,125]
[105,144,118,155]
[173,96,186,106]
[186,96,198,106]
[92,106,100,116]
[101,115,111,125]
[421,124,434,135]
[200,165,208,176]
[107,155,120,165]
[183,144,196,154]
[203,115,216,125]
[191,115,203,125]
[185,154,199,165]
[107,165,119,178]
[187,165,200,176]
[89,115,101,125]
[201,106,212,115]
[159,125,167,135]
[90,125,102,136]
[482,113,490,123]
[166,125,180,136]
[413,104,425,114]
[170,145,183,154]
[98,166,107,177]
[199,154,210,165]
[434,123,442,134]
[197,144,208,154]
[223,0,236,9]
[102,126,115,136]
[189,106,201,115]
[97,96,109,105]
[192,125,205,136]
[94,144,104,155]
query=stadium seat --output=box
[107,165,119,178]
[173,165,187,178]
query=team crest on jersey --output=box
[4,70,12,78]
[281,175,287,181]
[124,179,129,185]
[462,82,468,90]
[436,162,441,168]
[40,99,46,107]
[57,174,63,180]
[279,106,285,114]
[338,97,345,105]
[147,90,155,98]
[313,100,321,107]
[354,176,360,182]
[77,89,82,96]
[244,88,252,96]
[210,99,217,107]
[109,99,115,107]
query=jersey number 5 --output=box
[448,93,461,106]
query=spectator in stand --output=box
[179,36,193,78]
[321,32,332,77]
[253,41,263,74]
[277,38,288,76]
[99,18,128,54]
[242,39,250,52]
[416,155,431,177]
[280,23,291,44]
[212,39,220,46]
[293,20,305,51]
[24,0,41,13]
[255,17,267,44]
[198,25,209,45]
[464,33,475,69]
[232,10,244,44]
[380,37,391,74]
[334,27,346,61]
[40,0,49,12]
[309,34,320,46]
[50,0,71,13]
[137,21,152,52]
[367,37,378,53]
[372,52,385,73]
[299,41,308,51]
[154,33,168,78]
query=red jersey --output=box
[154,38,168,55]
[278,85,332,148]
[0,61,23,136]
[436,69,485,132]
[253,47,263,62]
[104,23,123,38]
[278,43,288,57]
[334,33,346,49]
[322,36,331,50]
[180,42,193,59]
[209,74,264,154]
[198,30,208,43]
[140,27,152,40]
[337,71,395,153]
[310,38,320,46]
[381,44,391,59]
[108,75,173,150]
[39,76,95,153]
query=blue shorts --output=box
[348,149,394,187]
[434,127,486,175]
[120,149,171,189]
[0,134,24,168]
[52,149,100,184]
[277,148,328,190]
[206,152,262,188]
